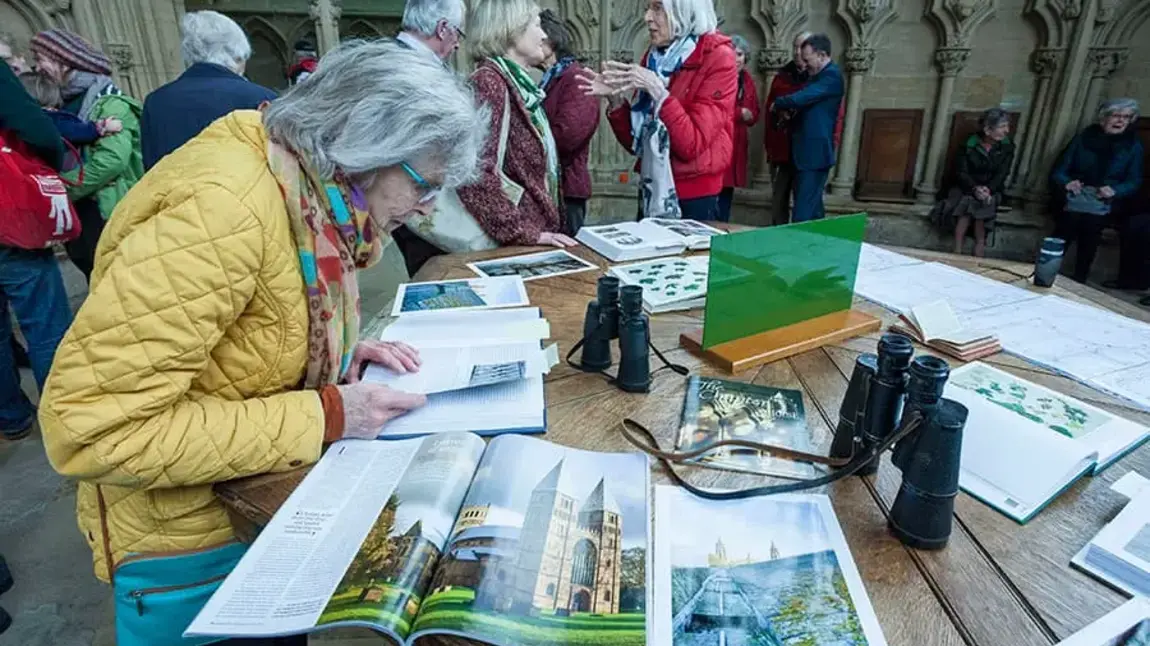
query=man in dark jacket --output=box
[771,33,844,223]
[141,10,276,170]
[0,59,72,445]
[538,10,600,234]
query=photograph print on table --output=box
[467,250,598,282]
[653,488,886,646]
[392,276,530,317]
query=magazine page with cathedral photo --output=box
[184,433,650,646]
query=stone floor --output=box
[0,244,409,646]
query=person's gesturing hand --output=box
[337,383,426,439]
[345,340,421,383]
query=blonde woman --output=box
[459,0,576,247]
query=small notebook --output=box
[674,376,817,480]
[890,299,1001,361]
[1072,474,1150,598]
[945,362,1150,523]
[576,219,725,262]
[608,256,710,313]
[1054,597,1150,646]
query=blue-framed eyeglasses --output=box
[402,162,442,204]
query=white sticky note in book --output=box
[544,343,559,372]
[1110,471,1150,499]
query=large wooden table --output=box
[217,241,1150,645]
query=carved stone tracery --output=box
[844,47,876,73]
[105,43,133,71]
[757,47,791,72]
[933,47,970,76]
[1086,47,1129,79]
[926,0,995,49]
[1029,47,1063,78]
[835,0,898,50]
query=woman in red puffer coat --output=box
[580,0,736,222]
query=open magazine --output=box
[186,434,650,646]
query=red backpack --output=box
[0,129,82,249]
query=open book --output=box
[945,362,1150,523]
[890,299,1000,361]
[577,219,725,262]
[608,256,710,313]
[367,307,551,438]
[1072,473,1150,598]
[1055,597,1150,646]
[186,434,650,645]
[652,487,888,645]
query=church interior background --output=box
[2,0,1149,263]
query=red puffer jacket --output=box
[608,32,737,200]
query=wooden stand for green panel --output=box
[680,309,881,373]
[681,214,876,374]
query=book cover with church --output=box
[676,376,818,480]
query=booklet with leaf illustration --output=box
[186,433,650,646]
[674,376,818,480]
[608,256,710,313]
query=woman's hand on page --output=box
[338,383,426,439]
[538,232,578,248]
[345,340,422,382]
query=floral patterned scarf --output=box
[266,140,383,387]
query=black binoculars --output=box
[831,333,968,550]
[577,276,652,393]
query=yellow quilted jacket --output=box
[39,110,324,582]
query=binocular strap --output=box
[618,415,924,500]
[564,330,690,380]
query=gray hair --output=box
[402,0,465,35]
[729,34,751,58]
[665,0,719,38]
[181,11,252,70]
[468,0,538,61]
[1099,97,1140,122]
[263,39,489,189]
[979,108,1010,132]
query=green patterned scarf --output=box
[490,56,560,205]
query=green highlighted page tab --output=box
[702,214,866,349]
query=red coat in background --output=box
[764,61,844,164]
[723,68,761,188]
[541,60,600,200]
[608,31,738,200]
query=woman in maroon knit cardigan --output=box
[458,0,576,248]
[538,9,600,234]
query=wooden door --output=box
[856,109,925,201]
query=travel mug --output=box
[1033,237,1065,288]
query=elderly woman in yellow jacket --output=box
[38,40,487,645]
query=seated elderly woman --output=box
[455,0,576,248]
[581,0,736,221]
[38,40,486,645]
[1050,98,1143,285]
[932,108,1015,257]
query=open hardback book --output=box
[944,362,1150,523]
[365,307,552,438]
[576,219,724,262]
[890,299,1000,361]
[186,433,650,645]
[1072,472,1150,598]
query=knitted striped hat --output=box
[29,29,112,76]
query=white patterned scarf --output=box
[629,36,697,219]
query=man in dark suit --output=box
[140,11,276,170]
[771,33,844,222]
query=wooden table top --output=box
[216,241,1150,646]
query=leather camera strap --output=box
[620,420,851,467]
[96,485,116,584]
[619,414,925,500]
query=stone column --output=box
[1012,48,1060,195]
[829,47,875,198]
[310,0,342,55]
[1079,47,1128,130]
[753,48,791,188]
[914,47,969,205]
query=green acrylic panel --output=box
[701,214,867,349]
